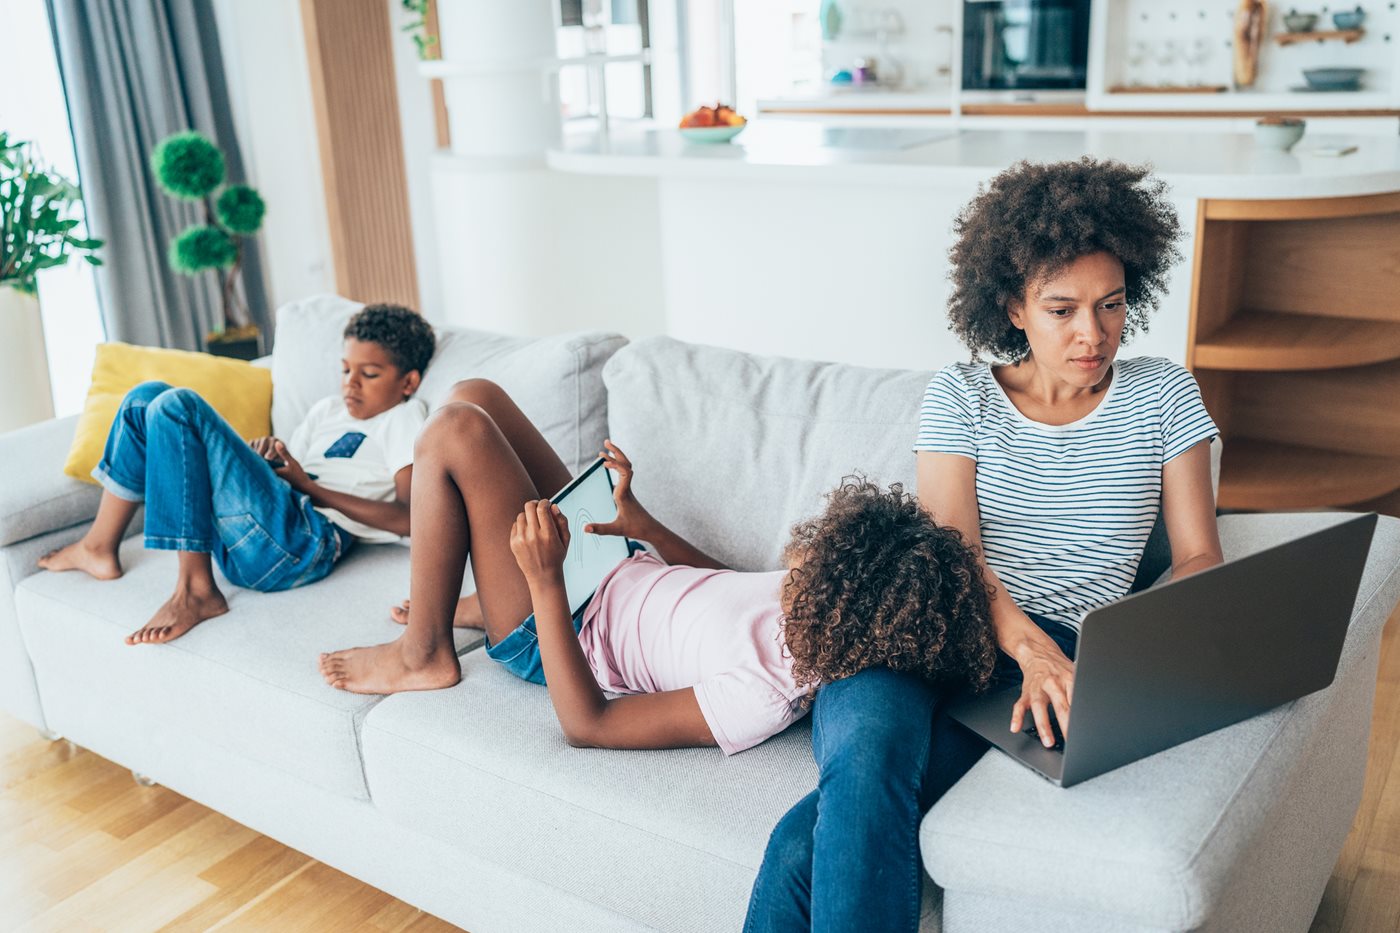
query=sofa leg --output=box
[132,771,157,787]
[37,728,63,742]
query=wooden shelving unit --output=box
[1187,192,1400,517]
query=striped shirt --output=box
[913,356,1217,630]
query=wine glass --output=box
[1154,39,1180,88]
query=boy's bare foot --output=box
[318,638,461,695]
[38,539,123,581]
[126,587,229,645]
[388,595,484,629]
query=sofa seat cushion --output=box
[362,650,829,933]
[15,537,481,800]
[921,512,1400,929]
[0,415,101,547]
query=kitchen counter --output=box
[548,123,1400,200]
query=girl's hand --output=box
[583,440,653,539]
[511,500,571,584]
[249,436,281,461]
[270,440,311,490]
[1010,638,1075,746]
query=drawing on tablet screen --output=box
[571,508,602,564]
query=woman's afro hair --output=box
[781,478,998,694]
[343,303,436,376]
[946,157,1182,361]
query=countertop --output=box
[546,123,1400,199]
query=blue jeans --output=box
[93,381,352,592]
[744,613,1078,933]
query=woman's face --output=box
[1007,251,1127,389]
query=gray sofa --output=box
[1,294,1396,933]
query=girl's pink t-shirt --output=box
[578,552,811,755]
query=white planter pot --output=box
[0,284,56,434]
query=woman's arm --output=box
[583,441,728,571]
[1161,439,1224,580]
[511,500,717,750]
[917,451,1075,743]
[270,440,412,537]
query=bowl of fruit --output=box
[679,103,747,143]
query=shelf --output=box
[1275,29,1365,46]
[419,52,650,79]
[1193,310,1400,371]
[1106,85,1228,95]
[1217,439,1400,511]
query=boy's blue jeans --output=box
[744,613,1078,933]
[93,381,351,592]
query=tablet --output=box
[549,458,633,615]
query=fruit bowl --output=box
[679,124,746,144]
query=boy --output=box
[40,303,435,646]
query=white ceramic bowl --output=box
[1254,120,1306,152]
[679,124,746,144]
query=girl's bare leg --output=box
[385,379,572,627]
[38,491,139,580]
[320,400,551,694]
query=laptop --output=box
[549,458,633,614]
[947,513,1377,788]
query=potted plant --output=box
[150,131,266,360]
[0,132,103,433]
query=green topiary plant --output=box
[0,131,104,295]
[150,130,264,349]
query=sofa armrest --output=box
[923,511,1400,930]
[0,415,102,548]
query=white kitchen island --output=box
[546,121,1400,372]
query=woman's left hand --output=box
[271,440,312,491]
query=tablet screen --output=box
[550,459,633,615]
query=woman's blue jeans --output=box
[92,381,350,592]
[744,614,1078,933]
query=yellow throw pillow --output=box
[64,342,273,484]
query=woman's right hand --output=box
[1011,637,1075,747]
[583,440,653,539]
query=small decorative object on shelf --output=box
[1333,6,1366,29]
[1283,10,1319,32]
[0,131,104,432]
[819,0,843,41]
[150,131,266,360]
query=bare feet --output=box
[319,638,461,695]
[389,594,484,629]
[126,587,229,645]
[38,539,123,581]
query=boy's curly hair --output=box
[947,157,1182,362]
[781,478,998,693]
[344,303,436,376]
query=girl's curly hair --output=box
[947,157,1182,362]
[781,478,998,693]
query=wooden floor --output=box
[1,608,1397,932]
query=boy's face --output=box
[342,338,420,419]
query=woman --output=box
[745,157,1223,932]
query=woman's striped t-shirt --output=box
[913,356,1218,630]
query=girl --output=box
[318,380,998,757]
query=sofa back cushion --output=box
[603,337,933,572]
[271,294,626,475]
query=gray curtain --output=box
[45,0,273,351]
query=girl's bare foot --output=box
[38,539,123,581]
[318,638,461,695]
[389,594,484,629]
[126,587,229,645]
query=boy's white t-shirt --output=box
[287,395,428,543]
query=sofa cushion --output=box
[920,511,1400,929]
[0,415,101,548]
[361,650,826,933]
[15,537,480,801]
[603,337,932,572]
[271,294,627,475]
